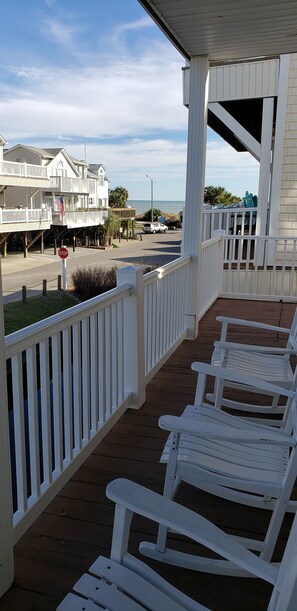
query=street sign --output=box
[58,247,69,259]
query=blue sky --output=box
[0,0,259,201]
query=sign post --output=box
[58,246,69,290]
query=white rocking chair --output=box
[139,364,297,575]
[210,309,297,417]
[57,478,297,611]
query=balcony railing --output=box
[222,234,297,300]
[4,255,209,559]
[0,207,52,225]
[49,176,89,193]
[111,207,137,219]
[0,160,48,179]
[52,209,107,227]
[203,206,257,241]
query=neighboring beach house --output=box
[0,143,110,254]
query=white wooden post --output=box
[269,54,290,237]
[116,266,145,409]
[0,258,14,596]
[181,56,210,338]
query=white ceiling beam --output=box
[209,102,261,161]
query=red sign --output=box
[58,247,69,259]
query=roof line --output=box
[138,0,191,61]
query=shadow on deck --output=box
[1,298,296,611]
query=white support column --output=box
[0,258,14,596]
[116,266,145,409]
[269,54,290,236]
[257,97,274,237]
[182,56,210,338]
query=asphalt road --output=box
[1,230,183,303]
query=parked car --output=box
[143,222,168,234]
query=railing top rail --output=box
[203,207,258,214]
[143,255,191,286]
[5,284,131,358]
[202,234,225,248]
[225,234,297,241]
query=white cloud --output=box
[0,44,187,141]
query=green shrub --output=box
[71,263,157,300]
[71,265,117,300]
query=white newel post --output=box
[182,56,210,338]
[0,258,14,596]
[117,266,145,409]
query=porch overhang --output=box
[138,0,297,63]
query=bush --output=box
[71,263,157,300]
[72,266,117,300]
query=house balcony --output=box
[0,160,49,187]
[49,176,90,194]
[0,207,52,232]
[0,293,295,611]
[51,208,108,228]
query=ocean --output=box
[127,200,184,217]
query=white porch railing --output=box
[144,255,191,381]
[0,160,48,179]
[4,256,204,564]
[52,209,106,227]
[0,207,52,225]
[203,206,257,241]
[222,234,297,300]
[50,176,89,193]
[199,235,224,317]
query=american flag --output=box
[55,195,65,216]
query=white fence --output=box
[3,256,202,571]
[50,176,89,193]
[222,235,297,300]
[52,209,106,227]
[0,208,52,225]
[144,256,191,381]
[0,160,48,179]
[199,235,224,317]
[203,207,257,241]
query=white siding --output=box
[183,59,279,105]
[279,54,297,237]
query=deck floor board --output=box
[0,298,296,611]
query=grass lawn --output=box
[4,292,79,335]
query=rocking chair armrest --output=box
[214,340,296,355]
[158,415,294,446]
[190,361,294,399]
[216,315,291,335]
[106,478,277,584]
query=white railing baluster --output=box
[105,306,112,418]
[90,313,98,433]
[11,354,27,515]
[73,321,82,450]
[39,339,52,486]
[26,346,40,499]
[62,327,73,461]
[98,309,105,424]
[51,332,63,473]
[81,318,90,442]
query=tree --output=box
[204,185,241,206]
[98,211,121,246]
[142,208,164,222]
[109,186,129,208]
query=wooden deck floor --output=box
[0,298,296,611]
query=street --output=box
[1,230,183,302]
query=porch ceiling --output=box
[138,0,297,63]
